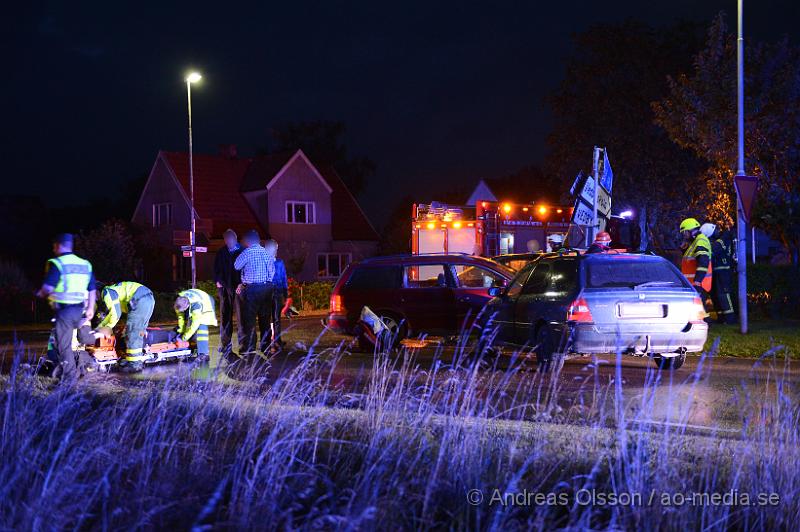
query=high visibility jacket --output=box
[682,233,713,292]
[176,289,217,340]
[47,254,93,305]
[99,281,150,329]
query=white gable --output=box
[466,179,498,206]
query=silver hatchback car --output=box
[483,253,709,370]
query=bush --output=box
[746,263,800,318]
[289,280,333,311]
[0,260,33,323]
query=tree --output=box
[76,220,142,283]
[653,15,800,261]
[546,19,707,249]
[379,194,414,255]
[267,120,375,197]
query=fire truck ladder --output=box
[485,211,499,256]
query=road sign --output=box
[181,245,192,252]
[572,199,595,226]
[734,174,758,222]
[195,246,207,253]
[578,175,611,218]
[182,251,192,258]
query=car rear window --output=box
[585,258,688,288]
[346,266,401,290]
[550,259,578,292]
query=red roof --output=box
[162,151,259,238]
[161,150,377,241]
[318,165,379,241]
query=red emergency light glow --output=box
[538,206,548,215]
[502,203,512,214]
[453,221,462,229]
[426,222,435,230]
[557,209,563,214]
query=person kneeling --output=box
[174,288,218,364]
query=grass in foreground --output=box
[704,320,800,357]
[1,331,799,531]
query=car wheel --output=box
[534,326,564,373]
[653,352,686,370]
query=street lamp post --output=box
[186,72,202,289]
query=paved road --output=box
[2,318,797,434]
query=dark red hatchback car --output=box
[327,254,515,339]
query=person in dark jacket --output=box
[264,239,289,351]
[214,229,243,355]
[701,224,737,324]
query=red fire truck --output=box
[412,201,575,257]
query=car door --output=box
[400,263,456,333]
[451,263,509,328]
[488,263,535,343]
[513,262,551,345]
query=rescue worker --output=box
[700,223,737,324]
[547,233,565,253]
[586,231,612,254]
[679,218,713,297]
[174,288,217,362]
[265,239,289,351]
[97,281,156,372]
[35,233,96,382]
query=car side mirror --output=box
[488,287,502,297]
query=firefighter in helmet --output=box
[679,218,713,297]
[586,231,612,254]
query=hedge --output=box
[745,263,800,318]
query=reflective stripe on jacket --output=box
[681,234,713,292]
[48,254,92,305]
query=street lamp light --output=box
[185,71,201,288]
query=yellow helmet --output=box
[679,217,700,232]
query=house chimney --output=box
[218,144,238,159]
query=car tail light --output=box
[567,297,593,322]
[330,294,345,314]
[691,296,706,322]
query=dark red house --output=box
[132,147,378,286]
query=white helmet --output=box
[699,223,716,238]
[548,233,564,244]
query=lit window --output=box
[152,203,173,227]
[317,253,351,278]
[286,201,316,224]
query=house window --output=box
[317,253,351,279]
[152,202,173,227]
[286,201,316,224]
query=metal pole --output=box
[736,0,748,333]
[589,146,601,247]
[187,80,197,289]
[751,226,756,264]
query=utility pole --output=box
[736,0,748,333]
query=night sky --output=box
[4,0,797,227]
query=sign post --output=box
[735,0,748,334]
[589,147,602,247]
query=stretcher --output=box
[44,326,197,374]
[86,328,195,370]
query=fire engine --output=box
[412,201,574,257]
